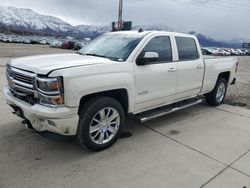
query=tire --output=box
[205,78,227,106]
[76,96,125,151]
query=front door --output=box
[133,35,178,112]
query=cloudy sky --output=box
[0,0,250,40]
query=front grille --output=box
[6,65,35,89]
[7,69,33,85]
[6,65,38,104]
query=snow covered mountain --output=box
[75,24,186,38]
[188,31,241,48]
[0,5,83,36]
[75,25,111,38]
[0,5,243,47]
[75,25,241,48]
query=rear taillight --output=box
[235,61,239,73]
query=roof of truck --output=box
[106,30,196,38]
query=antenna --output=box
[138,28,144,33]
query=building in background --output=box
[242,43,250,49]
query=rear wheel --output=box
[76,96,125,151]
[205,78,227,106]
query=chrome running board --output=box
[136,98,203,123]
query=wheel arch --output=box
[218,71,230,84]
[78,89,129,115]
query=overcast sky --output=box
[0,0,250,40]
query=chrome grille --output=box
[6,65,38,101]
[6,66,35,89]
[7,70,33,85]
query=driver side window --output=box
[139,36,172,63]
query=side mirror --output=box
[136,52,159,65]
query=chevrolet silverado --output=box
[4,31,238,151]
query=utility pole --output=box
[118,0,123,31]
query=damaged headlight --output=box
[36,77,64,107]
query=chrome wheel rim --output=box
[216,82,226,103]
[89,107,120,145]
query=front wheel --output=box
[205,78,227,106]
[76,96,125,151]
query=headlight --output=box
[36,77,64,107]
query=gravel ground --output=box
[225,56,250,109]
[0,43,74,92]
[0,42,72,58]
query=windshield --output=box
[79,34,142,62]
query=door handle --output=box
[197,65,203,69]
[168,68,177,72]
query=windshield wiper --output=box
[84,53,108,58]
[80,53,120,62]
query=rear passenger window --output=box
[175,37,199,61]
[140,36,172,62]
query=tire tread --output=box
[76,96,125,151]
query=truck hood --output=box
[9,53,111,75]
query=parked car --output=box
[39,39,48,45]
[73,42,88,51]
[201,48,213,55]
[223,49,232,55]
[219,49,230,56]
[21,38,31,44]
[49,40,63,48]
[211,48,220,55]
[236,49,247,56]
[11,38,21,43]
[4,31,238,151]
[230,49,240,56]
[241,49,249,55]
[1,37,12,43]
[61,41,75,49]
[30,39,40,44]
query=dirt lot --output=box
[226,56,250,109]
[0,42,74,91]
[0,42,73,58]
[0,43,250,187]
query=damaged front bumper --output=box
[4,86,79,136]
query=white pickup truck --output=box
[4,31,238,151]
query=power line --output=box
[177,0,250,10]
[218,0,250,8]
[207,1,250,11]
[175,0,250,15]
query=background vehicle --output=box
[236,49,246,56]
[49,40,63,48]
[201,48,213,55]
[224,49,232,55]
[245,49,249,55]
[219,49,230,56]
[230,48,240,55]
[4,31,238,151]
[61,41,75,49]
[73,42,87,50]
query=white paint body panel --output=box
[201,56,238,94]
[9,53,110,75]
[4,31,238,135]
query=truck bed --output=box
[201,55,238,94]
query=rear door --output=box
[174,36,204,100]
